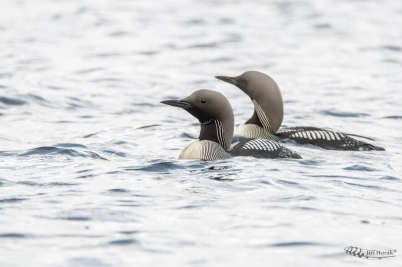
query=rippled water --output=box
[1,0,402,266]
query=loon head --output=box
[161,89,234,150]
[215,71,284,133]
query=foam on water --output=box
[0,0,402,266]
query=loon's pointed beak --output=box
[160,100,193,110]
[215,76,237,86]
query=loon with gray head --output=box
[216,71,385,151]
[161,89,302,160]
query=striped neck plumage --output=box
[198,119,227,150]
[214,119,227,150]
[252,99,274,134]
[201,119,214,125]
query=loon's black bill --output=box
[160,100,193,110]
[215,76,237,85]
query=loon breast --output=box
[179,140,231,161]
[235,124,279,141]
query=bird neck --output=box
[244,99,275,134]
[199,119,227,150]
[245,110,263,127]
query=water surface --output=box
[0,0,402,266]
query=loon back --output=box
[277,126,385,151]
[229,135,302,159]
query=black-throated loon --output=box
[161,89,302,160]
[216,71,385,151]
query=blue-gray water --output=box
[1,0,402,266]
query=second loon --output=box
[161,89,301,160]
[216,71,385,151]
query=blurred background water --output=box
[0,0,402,266]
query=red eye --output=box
[200,99,206,104]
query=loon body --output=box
[216,71,385,151]
[161,89,301,161]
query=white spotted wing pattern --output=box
[242,139,282,151]
[228,136,302,159]
[276,126,384,151]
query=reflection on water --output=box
[1,0,402,266]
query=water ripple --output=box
[17,146,108,160]
[0,96,27,106]
[320,110,369,117]
[343,164,377,171]
[0,198,27,203]
[108,239,138,245]
[268,241,328,247]
[0,233,29,238]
